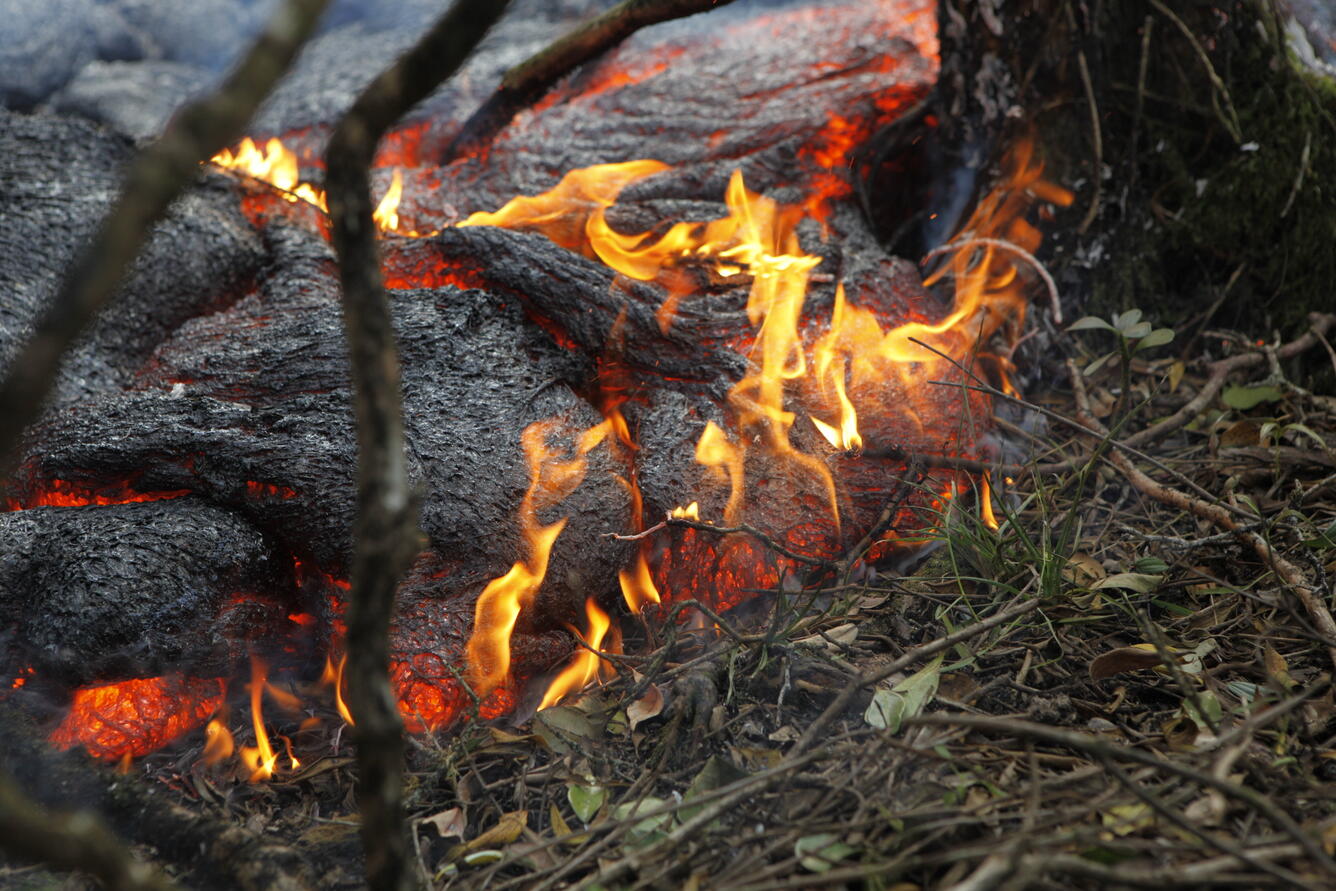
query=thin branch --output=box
[908,713,1336,876]
[324,2,511,889]
[443,0,740,161]
[0,773,176,891]
[0,0,332,475]
[1065,359,1336,671]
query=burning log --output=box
[0,0,1077,794]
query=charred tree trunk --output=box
[934,0,1335,341]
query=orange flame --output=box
[202,717,234,765]
[538,597,613,710]
[464,419,612,697]
[670,502,700,520]
[322,653,355,726]
[238,656,278,782]
[618,553,662,613]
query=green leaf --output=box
[611,797,673,847]
[1093,572,1163,593]
[795,833,855,873]
[1302,520,1336,550]
[1068,315,1116,332]
[1124,321,1153,339]
[1114,309,1143,331]
[681,756,748,824]
[567,783,606,824]
[1083,351,1117,376]
[864,654,943,732]
[1221,385,1284,410]
[1132,557,1170,574]
[1134,328,1175,352]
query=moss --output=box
[1039,0,1335,333]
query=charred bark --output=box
[0,0,332,472]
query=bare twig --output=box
[921,237,1063,324]
[325,2,511,889]
[909,713,1336,876]
[0,0,331,474]
[444,0,740,160]
[0,772,176,891]
[607,515,831,567]
[1065,359,1336,671]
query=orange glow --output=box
[538,598,612,710]
[5,479,189,511]
[238,656,278,782]
[464,419,612,697]
[49,676,224,761]
[694,422,745,525]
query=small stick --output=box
[921,236,1063,324]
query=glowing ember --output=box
[538,597,612,710]
[49,676,224,761]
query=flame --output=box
[980,472,1000,531]
[373,169,403,232]
[49,676,224,761]
[694,422,745,525]
[202,717,234,765]
[209,136,404,232]
[238,656,278,782]
[618,553,662,612]
[464,419,612,697]
[538,597,612,710]
[670,502,700,520]
[322,653,355,726]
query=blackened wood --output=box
[324,2,511,888]
[0,499,284,688]
[0,109,265,405]
[445,0,742,161]
[0,0,331,473]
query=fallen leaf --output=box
[627,683,664,731]
[1090,644,1165,680]
[795,622,858,651]
[1264,645,1294,688]
[768,725,800,743]
[449,810,527,861]
[1218,419,1260,448]
[795,833,855,872]
[567,783,605,824]
[1062,552,1106,587]
[1101,803,1154,837]
[1222,384,1284,410]
[1093,572,1163,593]
[421,807,465,840]
[865,654,943,732]
[1168,360,1186,393]
[611,797,673,846]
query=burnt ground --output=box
[3,316,1335,890]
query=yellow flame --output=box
[538,597,612,710]
[372,169,403,232]
[209,136,404,232]
[238,656,278,782]
[321,654,355,726]
[464,419,612,697]
[980,472,1000,531]
[618,553,662,612]
[694,422,745,525]
[670,502,700,520]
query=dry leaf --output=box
[1263,645,1294,688]
[421,807,466,840]
[796,622,858,651]
[627,683,664,731]
[1090,644,1165,680]
[1168,360,1186,393]
[450,810,528,861]
[768,725,800,743]
[1063,552,1106,587]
